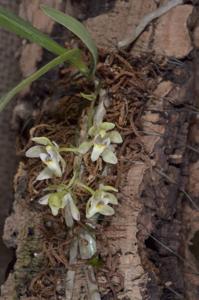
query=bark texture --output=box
[1,1,198,299]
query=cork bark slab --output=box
[1,1,198,300]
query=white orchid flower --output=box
[86,184,118,219]
[38,190,80,225]
[25,137,66,181]
[78,122,122,164]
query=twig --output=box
[118,0,184,49]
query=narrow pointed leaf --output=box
[0,49,86,111]
[41,5,98,75]
[0,5,65,56]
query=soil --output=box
[1,0,199,300]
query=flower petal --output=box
[51,206,59,216]
[32,137,52,145]
[38,193,51,205]
[36,167,54,181]
[48,193,63,208]
[91,143,106,161]
[63,193,80,221]
[25,145,44,158]
[104,192,118,205]
[63,193,73,206]
[100,122,115,131]
[40,153,62,177]
[46,146,59,161]
[99,129,106,138]
[49,162,62,177]
[102,137,111,147]
[64,203,74,228]
[96,204,115,216]
[39,153,49,162]
[48,193,63,216]
[86,197,96,218]
[52,141,59,149]
[60,156,66,173]
[99,184,118,192]
[78,141,93,154]
[69,199,80,221]
[102,148,118,164]
[108,131,123,144]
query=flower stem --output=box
[87,79,101,131]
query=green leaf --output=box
[0,5,65,56]
[41,5,98,75]
[88,255,103,268]
[0,6,88,75]
[0,48,85,111]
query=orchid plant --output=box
[25,124,121,298]
[2,4,123,296]
[25,120,122,274]
[25,132,120,222]
[21,6,122,268]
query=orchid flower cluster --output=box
[25,122,122,257]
